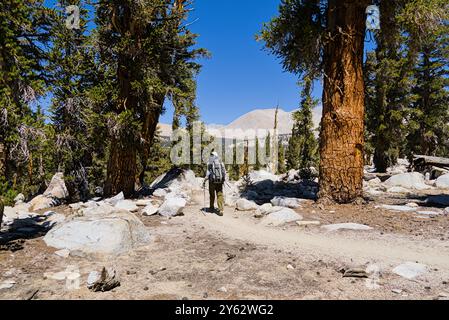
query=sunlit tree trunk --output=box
[319,0,370,203]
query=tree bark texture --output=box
[319,0,370,203]
[104,137,137,198]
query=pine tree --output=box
[144,127,172,184]
[260,0,369,202]
[264,106,280,174]
[96,0,206,197]
[363,51,377,166]
[49,0,97,200]
[239,140,250,178]
[0,0,55,198]
[264,132,271,171]
[365,1,449,172]
[230,142,241,181]
[406,26,449,157]
[254,138,261,171]
[164,56,207,179]
[286,134,300,170]
[277,141,287,174]
[6,107,55,197]
[365,1,416,173]
[287,76,318,175]
[260,0,447,202]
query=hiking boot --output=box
[217,211,223,217]
[208,207,215,213]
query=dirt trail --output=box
[185,204,449,271]
[2,191,449,300]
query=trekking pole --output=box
[223,183,226,207]
[202,180,207,216]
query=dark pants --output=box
[209,182,224,213]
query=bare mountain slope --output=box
[157,107,322,138]
[225,108,293,135]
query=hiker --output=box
[204,150,227,216]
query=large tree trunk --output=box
[104,4,145,198]
[319,0,370,203]
[104,138,137,198]
[138,95,165,187]
[104,64,138,197]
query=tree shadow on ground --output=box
[0,213,59,252]
[365,192,449,209]
[424,194,449,208]
[238,179,319,205]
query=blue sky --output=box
[165,0,316,125]
[43,0,376,125]
[167,0,375,125]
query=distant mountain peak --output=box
[224,108,293,135]
[157,106,322,138]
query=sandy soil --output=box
[1,190,449,300]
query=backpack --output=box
[209,158,225,183]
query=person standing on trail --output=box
[204,150,226,216]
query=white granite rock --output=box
[416,211,442,216]
[380,205,417,212]
[384,172,430,190]
[142,204,159,216]
[104,192,125,206]
[153,189,167,198]
[270,196,304,209]
[43,211,150,255]
[236,199,259,211]
[436,174,449,189]
[81,203,116,217]
[43,173,69,200]
[28,195,57,211]
[158,198,186,217]
[322,223,373,232]
[14,193,25,204]
[256,203,285,215]
[387,187,411,194]
[136,199,153,207]
[392,262,428,280]
[54,249,70,258]
[0,280,16,290]
[115,200,139,212]
[260,208,303,226]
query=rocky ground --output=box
[1,165,449,300]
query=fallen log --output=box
[413,155,449,167]
[430,166,449,178]
[412,155,449,175]
[364,172,392,182]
